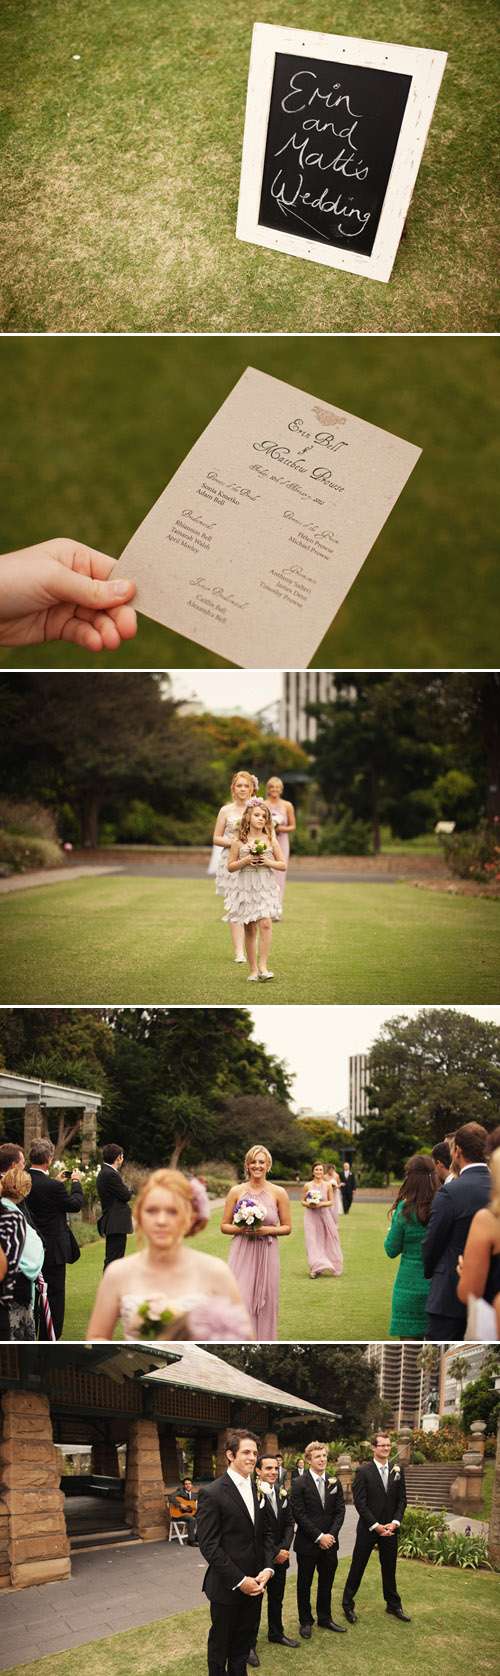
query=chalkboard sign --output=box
[237,27,447,283]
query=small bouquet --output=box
[131,1297,175,1340]
[305,1188,324,1206]
[270,810,282,829]
[248,839,270,864]
[232,1195,266,1237]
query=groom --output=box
[197,1429,274,1676]
[342,1432,410,1623]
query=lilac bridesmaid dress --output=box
[304,1183,343,1277]
[272,801,290,905]
[227,1188,280,1339]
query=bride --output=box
[86,1169,252,1341]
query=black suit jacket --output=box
[96,1164,133,1236]
[197,1472,270,1604]
[258,1485,294,1567]
[28,1169,83,1266]
[291,1470,345,1558]
[340,1170,356,1209]
[352,1460,407,1531]
[421,1165,491,1320]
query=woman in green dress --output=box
[384,1155,439,1338]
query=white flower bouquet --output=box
[305,1188,324,1206]
[233,1195,266,1237]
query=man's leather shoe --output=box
[299,1625,312,1638]
[386,1608,411,1622]
[318,1620,348,1633]
[247,1650,260,1666]
[270,1637,300,1647]
[343,1608,357,1624]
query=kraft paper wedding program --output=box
[115,367,422,667]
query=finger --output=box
[45,556,135,611]
[105,601,138,640]
[75,607,121,650]
[58,613,105,653]
[43,540,117,580]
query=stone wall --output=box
[0,1390,71,1589]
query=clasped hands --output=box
[375,1522,398,1537]
[239,1569,273,1595]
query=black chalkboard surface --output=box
[258,53,412,256]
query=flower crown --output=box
[245,795,267,809]
[188,1175,210,1225]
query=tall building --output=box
[349,1053,370,1136]
[280,671,337,743]
[366,1343,434,1430]
[440,1344,491,1416]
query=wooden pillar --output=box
[0,1408,9,1591]
[23,1100,42,1155]
[193,1434,215,1481]
[159,1432,179,1485]
[0,1390,71,1589]
[124,1420,167,1541]
[90,1441,120,1477]
[81,1108,97,1166]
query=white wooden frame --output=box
[236,24,447,283]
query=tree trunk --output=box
[81,790,102,849]
[169,1131,188,1170]
[371,761,381,854]
[51,1111,82,1162]
[488,1412,500,1567]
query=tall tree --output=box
[359,1008,500,1181]
[211,1345,379,1442]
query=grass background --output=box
[65,1200,393,1340]
[1,336,499,671]
[4,1565,499,1676]
[0,0,498,333]
[1,876,499,1004]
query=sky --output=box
[168,670,282,713]
[247,1005,500,1113]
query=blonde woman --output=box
[221,1146,291,1339]
[86,1169,251,1341]
[266,777,296,905]
[225,798,286,981]
[212,770,257,962]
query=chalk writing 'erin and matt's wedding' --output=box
[270,71,371,240]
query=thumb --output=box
[47,561,135,610]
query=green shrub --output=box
[441,819,500,883]
[399,1505,491,1569]
[317,813,372,855]
[68,1220,101,1248]
[289,818,318,856]
[413,1450,426,1464]
[0,797,58,839]
[0,830,63,872]
[360,1168,386,1188]
[410,1421,467,1462]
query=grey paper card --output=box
[115,367,422,668]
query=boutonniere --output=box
[327,1477,338,1491]
[279,1487,288,1504]
[390,1466,401,1479]
[257,1479,272,1499]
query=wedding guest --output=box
[221,1146,291,1340]
[422,1122,491,1340]
[302,1162,343,1279]
[251,1453,299,1654]
[225,799,286,981]
[86,1169,251,1341]
[28,1138,83,1340]
[384,1155,439,1339]
[197,1429,273,1676]
[213,770,257,964]
[457,1125,500,1339]
[291,1440,346,1638]
[291,1458,306,1481]
[431,1141,452,1185]
[265,777,296,906]
[96,1144,133,1268]
[342,1433,409,1624]
[0,540,136,651]
[340,1162,356,1215]
[0,1166,44,1340]
[275,1454,287,1489]
[326,1163,343,1215]
[0,1197,26,1340]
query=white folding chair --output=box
[168,1517,188,1544]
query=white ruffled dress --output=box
[223,843,283,924]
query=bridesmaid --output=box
[265,777,296,905]
[212,769,257,962]
[302,1161,343,1279]
[326,1162,343,1216]
[221,1145,291,1339]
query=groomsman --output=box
[291,1440,346,1639]
[197,1430,273,1676]
[250,1453,299,1661]
[342,1433,410,1623]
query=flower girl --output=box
[224,798,286,981]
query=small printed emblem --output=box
[311,407,347,426]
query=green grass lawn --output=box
[65,1201,394,1341]
[0,0,498,334]
[0,336,499,670]
[4,1564,499,1676]
[1,876,498,1004]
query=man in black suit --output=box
[28,1137,83,1340]
[291,1457,306,1481]
[275,1453,287,1489]
[342,1432,409,1624]
[170,1477,198,1546]
[422,1122,491,1340]
[290,1439,346,1639]
[197,1429,274,1676]
[340,1163,356,1215]
[251,1453,299,1659]
[96,1144,133,1268]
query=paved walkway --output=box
[0,862,400,893]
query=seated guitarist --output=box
[169,1477,198,1546]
